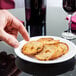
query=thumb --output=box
[0,30,19,48]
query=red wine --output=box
[24,0,46,36]
[63,0,76,14]
[25,0,46,25]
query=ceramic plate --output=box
[14,36,76,64]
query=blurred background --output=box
[8,0,63,22]
[14,0,62,8]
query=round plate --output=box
[14,36,76,64]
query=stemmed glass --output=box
[62,0,76,39]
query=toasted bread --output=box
[37,38,59,45]
[35,42,69,61]
[35,44,58,61]
[22,37,69,61]
[22,41,43,55]
[51,44,64,59]
[58,42,69,54]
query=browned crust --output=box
[58,42,69,54]
[35,45,58,61]
[35,42,69,61]
[37,38,60,45]
[37,38,54,41]
[49,45,64,60]
[35,50,57,61]
[21,41,43,56]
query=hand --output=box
[0,10,30,48]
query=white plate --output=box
[14,36,76,64]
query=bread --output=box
[35,42,69,61]
[51,44,64,59]
[22,37,69,61]
[35,44,58,61]
[58,42,69,54]
[22,41,43,55]
[37,38,53,42]
[37,38,59,45]
[52,42,69,59]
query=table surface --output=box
[0,7,76,76]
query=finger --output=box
[9,28,18,39]
[18,23,30,41]
[10,33,18,39]
[0,30,19,48]
[5,27,18,39]
[12,17,30,41]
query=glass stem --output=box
[68,14,72,33]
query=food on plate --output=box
[58,42,69,54]
[22,37,69,61]
[37,38,59,45]
[22,41,43,55]
[51,44,64,59]
[35,42,69,60]
[35,44,58,61]
[37,38,53,42]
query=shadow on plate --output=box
[15,57,76,76]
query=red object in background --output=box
[66,15,76,30]
[0,0,24,26]
[0,0,15,9]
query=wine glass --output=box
[62,0,76,39]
